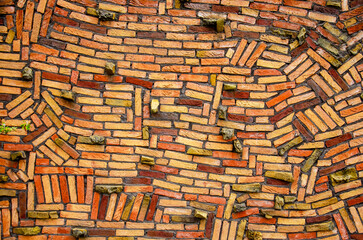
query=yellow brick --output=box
[169,159,197,170]
[225,168,253,176]
[209,174,236,183]
[153,179,180,191]
[166,175,193,185]
[160,105,188,113]
[99,2,126,12]
[66,44,95,56]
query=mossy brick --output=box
[233,139,243,153]
[306,221,334,232]
[171,216,197,222]
[297,27,306,44]
[218,106,227,120]
[284,196,297,203]
[78,135,105,145]
[350,43,362,55]
[0,175,8,182]
[10,151,26,161]
[141,156,155,166]
[49,211,59,218]
[86,7,98,16]
[150,99,159,114]
[326,0,341,7]
[220,127,234,140]
[302,149,323,172]
[187,147,212,156]
[278,136,303,155]
[247,230,262,240]
[174,0,181,8]
[265,171,294,182]
[233,203,246,212]
[97,9,116,21]
[284,203,311,210]
[274,196,284,210]
[142,126,149,140]
[28,211,51,219]
[223,83,237,91]
[194,209,208,219]
[60,90,76,102]
[105,62,116,75]
[13,227,41,235]
[271,27,298,38]
[0,189,16,196]
[22,67,33,81]
[329,167,358,186]
[318,38,339,55]
[72,228,88,238]
[216,19,225,33]
[232,183,261,192]
[28,211,58,219]
[5,29,15,44]
[94,185,123,194]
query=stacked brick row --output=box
[0,0,362,238]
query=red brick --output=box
[126,76,153,89]
[176,231,204,238]
[198,195,226,205]
[326,133,352,148]
[154,189,182,199]
[288,232,317,239]
[158,142,185,152]
[232,207,259,219]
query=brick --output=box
[0,1,361,238]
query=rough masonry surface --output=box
[0,0,362,239]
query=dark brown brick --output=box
[270,106,294,124]
[126,76,153,89]
[233,31,260,39]
[205,213,214,238]
[325,133,352,148]
[77,80,104,90]
[212,5,239,13]
[23,126,47,143]
[98,195,109,220]
[228,114,253,123]
[88,229,116,236]
[319,162,346,176]
[80,23,107,34]
[188,26,215,33]
[147,230,174,238]
[328,68,349,91]
[307,79,329,102]
[293,119,313,142]
[137,31,165,39]
[293,97,321,111]
[291,42,308,58]
[306,215,332,224]
[124,176,153,184]
[139,171,165,179]
[176,98,203,106]
[64,109,92,120]
[197,164,224,174]
[42,72,70,83]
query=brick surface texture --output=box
[0,0,362,239]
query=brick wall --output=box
[0,0,363,239]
